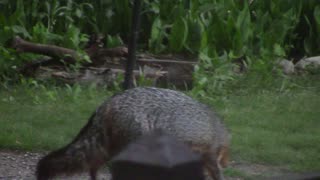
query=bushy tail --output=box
[36,112,108,180]
[36,146,83,179]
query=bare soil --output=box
[0,150,111,180]
[0,150,305,180]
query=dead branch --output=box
[12,36,196,67]
[12,36,128,65]
[138,58,197,66]
[49,67,167,86]
[12,36,195,89]
[12,36,79,63]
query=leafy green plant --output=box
[192,49,236,97]
[1,0,320,88]
[169,17,188,52]
[135,67,155,87]
[148,17,167,53]
[106,34,124,48]
[31,22,62,44]
[62,25,89,50]
[65,84,82,101]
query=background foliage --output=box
[0,0,320,89]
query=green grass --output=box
[198,75,320,172]
[0,76,319,172]
[204,75,319,172]
[224,168,252,179]
[220,91,320,171]
[0,84,112,150]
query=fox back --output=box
[105,87,228,149]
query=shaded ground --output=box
[0,150,111,180]
[0,150,311,180]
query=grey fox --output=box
[36,87,230,180]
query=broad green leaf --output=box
[273,44,286,57]
[200,30,208,51]
[186,19,203,52]
[169,17,188,52]
[0,26,12,45]
[314,6,320,33]
[304,37,313,55]
[12,25,31,39]
[303,15,315,55]
[148,17,164,52]
[235,3,251,45]
[198,3,215,13]
[107,35,123,48]
[150,17,161,43]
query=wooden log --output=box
[46,67,167,86]
[12,36,195,89]
[12,36,128,66]
[12,36,79,63]
[12,36,195,68]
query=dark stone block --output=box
[111,130,204,180]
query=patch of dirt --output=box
[0,150,111,180]
[228,161,292,179]
[0,150,314,180]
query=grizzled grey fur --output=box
[36,87,230,180]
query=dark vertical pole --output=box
[184,0,190,9]
[123,0,142,90]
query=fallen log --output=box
[41,66,167,86]
[138,58,196,66]
[12,36,197,69]
[12,36,80,63]
[12,36,195,89]
[12,36,128,66]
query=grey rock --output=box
[295,56,320,71]
[278,59,295,75]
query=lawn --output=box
[217,90,320,171]
[0,76,319,173]
[0,84,111,150]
